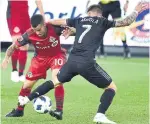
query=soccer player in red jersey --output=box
[2,14,65,119]
[7,0,45,82]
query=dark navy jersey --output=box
[66,16,116,62]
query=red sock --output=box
[11,49,19,71]
[55,85,64,111]
[17,87,31,111]
[18,50,27,75]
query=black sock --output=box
[19,72,23,76]
[28,80,54,101]
[97,88,115,114]
[12,69,17,72]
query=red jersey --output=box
[16,23,64,57]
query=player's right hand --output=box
[135,1,147,13]
[1,59,9,69]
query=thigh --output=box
[79,62,112,88]
[50,53,66,70]
[57,61,78,83]
[7,15,22,36]
[26,57,49,81]
[99,3,110,18]
[20,14,31,34]
[102,11,109,19]
[110,2,121,19]
[22,79,37,89]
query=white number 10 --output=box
[78,25,92,43]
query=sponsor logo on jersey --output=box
[36,42,40,44]
[130,3,150,43]
[49,36,58,47]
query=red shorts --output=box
[7,13,30,36]
[26,54,66,81]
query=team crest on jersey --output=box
[49,36,56,42]
[13,27,20,33]
[27,72,33,78]
[130,3,150,43]
[49,36,58,47]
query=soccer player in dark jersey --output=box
[14,2,145,124]
[7,0,45,82]
[1,14,66,119]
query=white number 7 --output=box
[78,25,92,43]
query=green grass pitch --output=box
[0,52,149,124]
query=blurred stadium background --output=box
[0,0,149,124]
[0,0,149,56]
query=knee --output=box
[52,77,62,87]
[22,80,36,89]
[106,81,117,92]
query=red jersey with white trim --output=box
[16,23,64,57]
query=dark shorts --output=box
[99,1,121,19]
[57,60,112,88]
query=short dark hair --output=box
[87,4,102,14]
[31,14,44,28]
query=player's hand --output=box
[61,26,71,39]
[1,58,9,69]
[61,26,76,39]
[135,1,147,13]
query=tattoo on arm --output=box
[115,11,138,27]
[5,44,17,59]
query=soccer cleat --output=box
[49,109,63,120]
[93,113,116,124]
[19,75,25,82]
[18,96,30,106]
[11,71,19,82]
[5,109,24,117]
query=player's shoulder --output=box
[97,16,109,24]
[45,23,58,31]
[26,28,35,36]
[97,16,107,21]
[46,23,54,29]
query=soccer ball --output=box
[33,95,52,114]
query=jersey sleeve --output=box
[15,33,30,47]
[66,18,77,27]
[101,18,116,29]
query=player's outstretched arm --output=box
[48,19,67,26]
[1,33,29,69]
[35,0,45,21]
[1,43,18,69]
[115,2,146,27]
